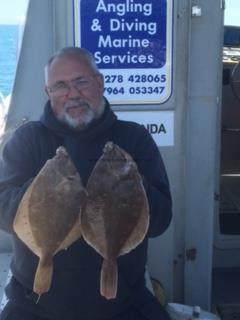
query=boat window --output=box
[224,26,240,47]
[0,0,29,134]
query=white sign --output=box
[74,0,173,105]
[115,110,174,146]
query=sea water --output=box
[0,25,18,98]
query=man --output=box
[0,47,172,320]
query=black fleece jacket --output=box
[0,99,172,320]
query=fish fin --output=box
[33,257,53,295]
[100,259,118,300]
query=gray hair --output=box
[44,47,100,84]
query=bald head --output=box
[45,47,100,85]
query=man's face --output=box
[45,55,104,130]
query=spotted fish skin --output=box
[13,146,85,296]
[81,141,149,300]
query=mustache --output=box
[64,99,89,110]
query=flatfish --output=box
[81,142,149,299]
[13,146,85,296]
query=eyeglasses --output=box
[47,74,100,97]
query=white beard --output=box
[59,107,95,130]
[57,99,105,131]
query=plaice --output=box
[81,141,149,300]
[13,146,85,297]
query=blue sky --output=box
[0,0,239,25]
[225,0,240,26]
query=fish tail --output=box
[100,259,118,300]
[33,257,53,295]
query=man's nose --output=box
[67,83,82,98]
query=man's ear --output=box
[44,86,50,98]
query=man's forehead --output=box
[47,55,92,81]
